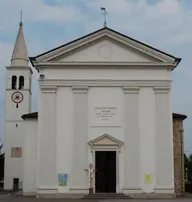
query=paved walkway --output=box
[0,196,192,202]
[0,192,192,202]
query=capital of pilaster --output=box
[40,85,57,93]
[153,86,170,94]
[122,86,139,94]
[72,85,88,94]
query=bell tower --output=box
[4,20,32,190]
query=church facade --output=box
[4,22,184,198]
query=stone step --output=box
[84,197,131,199]
[86,193,125,195]
[83,193,132,199]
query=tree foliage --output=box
[185,153,192,182]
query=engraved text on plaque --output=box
[94,107,117,121]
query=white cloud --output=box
[86,0,192,47]
[0,42,12,85]
[0,0,85,31]
[0,42,13,149]
[89,0,133,13]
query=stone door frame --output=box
[88,134,123,193]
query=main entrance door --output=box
[95,151,116,193]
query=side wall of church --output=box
[23,120,38,195]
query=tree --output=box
[185,153,192,182]
[189,154,192,163]
[185,154,189,166]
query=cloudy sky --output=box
[0,0,191,153]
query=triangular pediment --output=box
[88,134,123,147]
[48,37,162,63]
[30,27,180,69]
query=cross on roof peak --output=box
[101,7,108,27]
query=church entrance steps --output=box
[83,193,132,199]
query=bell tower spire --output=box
[11,12,29,66]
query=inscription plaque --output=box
[94,107,117,121]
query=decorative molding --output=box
[72,85,88,94]
[122,187,142,190]
[153,86,170,94]
[98,44,113,59]
[6,66,33,74]
[154,187,174,190]
[6,88,32,94]
[40,85,57,93]
[5,120,25,122]
[41,89,57,94]
[37,186,57,190]
[123,86,139,94]
[35,62,176,70]
[88,134,123,149]
[39,79,172,88]
[90,125,122,128]
[70,187,88,190]
[90,145,121,150]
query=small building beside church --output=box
[172,113,187,196]
[4,21,187,198]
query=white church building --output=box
[4,21,182,198]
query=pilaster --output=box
[70,86,89,193]
[154,85,174,192]
[37,86,57,192]
[122,86,140,193]
[138,86,156,193]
